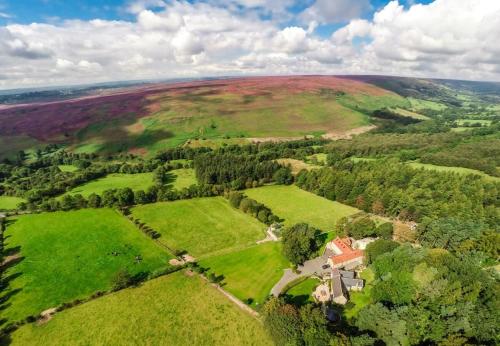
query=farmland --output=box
[9,272,273,346]
[1,209,172,323]
[0,196,25,210]
[64,173,154,197]
[199,242,289,306]
[407,162,500,181]
[0,76,407,158]
[131,197,266,258]
[167,168,197,190]
[244,185,360,231]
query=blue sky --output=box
[0,0,498,89]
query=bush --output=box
[376,222,394,240]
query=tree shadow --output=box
[283,293,312,307]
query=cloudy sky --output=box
[0,0,499,89]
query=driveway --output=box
[270,251,331,296]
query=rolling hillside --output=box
[0,76,408,158]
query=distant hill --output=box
[0,75,498,158]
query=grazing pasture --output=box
[200,242,289,306]
[1,209,171,324]
[0,196,25,210]
[407,162,500,181]
[167,168,197,190]
[131,197,265,258]
[245,185,360,231]
[64,173,154,197]
[276,158,321,175]
[9,272,273,346]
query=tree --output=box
[417,217,482,252]
[111,269,132,291]
[365,239,399,264]
[262,298,302,346]
[116,188,134,207]
[375,222,394,240]
[356,303,409,346]
[87,193,101,208]
[282,223,319,265]
[346,217,376,239]
[273,167,293,185]
[228,191,244,208]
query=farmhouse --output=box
[326,237,364,269]
[330,268,364,305]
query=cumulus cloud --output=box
[301,0,371,24]
[0,0,499,88]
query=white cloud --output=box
[0,0,500,89]
[301,0,371,24]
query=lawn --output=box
[1,209,172,324]
[0,196,25,210]
[166,168,197,190]
[58,165,78,172]
[284,277,320,305]
[344,268,374,320]
[407,162,500,182]
[199,242,289,306]
[245,185,360,231]
[9,272,273,346]
[131,197,266,258]
[64,172,154,197]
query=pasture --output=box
[245,185,360,231]
[1,209,171,323]
[306,153,327,164]
[58,165,78,172]
[131,197,266,258]
[167,168,197,190]
[407,162,500,182]
[64,173,154,197]
[0,196,25,210]
[199,242,289,306]
[276,158,321,175]
[9,272,273,346]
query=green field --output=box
[167,168,197,190]
[58,165,78,172]
[245,185,360,231]
[284,277,320,305]
[64,173,154,197]
[306,153,328,164]
[0,196,25,210]
[9,272,272,346]
[276,158,321,174]
[1,209,172,323]
[407,162,500,181]
[200,242,289,306]
[408,97,447,111]
[131,197,266,258]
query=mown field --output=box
[0,196,25,210]
[131,197,266,258]
[8,272,273,346]
[64,173,154,197]
[245,185,360,231]
[199,242,289,306]
[1,209,172,323]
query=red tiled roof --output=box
[330,237,364,265]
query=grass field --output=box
[199,242,289,306]
[276,158,321,175]
[389,107,429,120]
[131,197,266,258]
[58,165,78,172]
[245,185,360,231]
[284,278,320,305]
[1,209,172,324]
[407,162,500,181]
[9,272,272,346]
[64,173,154,197]
[306,153,327,164]
[0,196,25,210]
[167,168,197,190]
[408,97,447,111]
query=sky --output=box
[0,0,499,89]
